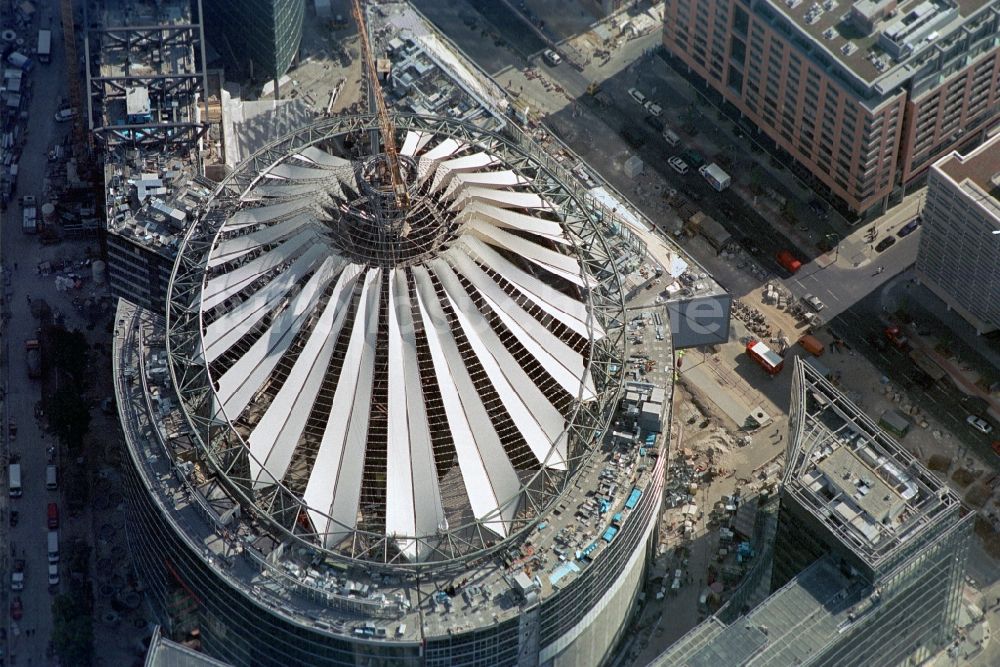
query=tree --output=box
[48,383,91,452]
[780,200,797,223]
[47,326,90,388]
[52,590,95,666]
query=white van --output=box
[9,463,22,497]
[46,464,58,490]
[47,530,59,563]
[662,128,681,147]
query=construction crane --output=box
[60,0,89,173]
[350,0,408,208]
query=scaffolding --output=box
[84,0,209,149]
[165,114,633,569]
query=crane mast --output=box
[350,0,408,208]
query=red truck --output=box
[746,339,784,375]
[776,250,802,274]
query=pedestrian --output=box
[777,434,783,442]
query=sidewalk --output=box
[882,273,1000,423]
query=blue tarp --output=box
[577,542,599,561]
[602,526,619,543]
[548,561,581,586]
[625,488,642,510]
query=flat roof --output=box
[766,0,994,89]
[815,446,905,523]
[934,131,1000,216]
[783,359,962,568]
[652,556,867,667]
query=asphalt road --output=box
[2,16,68,665]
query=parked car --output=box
[967,415,994,434]
[680,150,706,168]
[627,88,646,105]
[542,49,562,66]
[801,294,826,312]
[897,218,921,237]
[48,563,59,587]
[668,156,689,175]
[10,596,22,620]
[874,236,896,252]
[644,100,663,116]
[644,115,665,132]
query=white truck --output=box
[48,530,59,563]
[699,163,732,191]
[37,29,52,63]
[9,463,22,497]
[21,195,37,234]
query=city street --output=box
[1,16,67,664]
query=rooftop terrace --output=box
[767,0,996,88]
[784,359,962,569]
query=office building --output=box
[915,131,1000,334]
[652,359,972,666]
[114,113,667,666]
[203,0,305,88]
[662,0,1000,219]
[85,0,215,313]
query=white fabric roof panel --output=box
[201,230,319,312]
[429,152,499,193]
[450,237,601,340]
[255,182,331,199]
[442,171,530,201]
[430,259,568,469]
[225,199,312,230]
[421,137,466,161]
[412,266,521,537]
[385,269,445,559]
[454,200,569,245]
[400,130,433,157]
[247,263,364,487]
[208,212,322,268]
[304,269,380,546]
[266,162,340,181]
[203,245,337,363]
[214,255,341,420]
[326,268,381,544]
[449,186,551,212]
[295,145,352,168]
[455,255,596,401]
[467,219,589,287]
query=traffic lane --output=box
[831,306,999,462]
[598,98,796,270]
[595,93,800,273]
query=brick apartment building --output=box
[662,0,1000,220]
[916,130,1000,334]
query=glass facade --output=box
[203,0,304,83]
